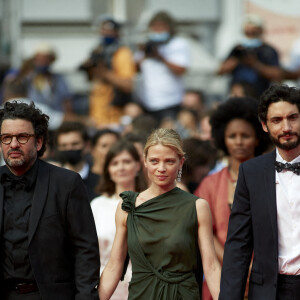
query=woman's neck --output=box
[228,157,241,181]
[91,163,103,175]
[147,182,176,198]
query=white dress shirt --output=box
[276,149,300,275]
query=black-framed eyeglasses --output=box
[0,134,36,145]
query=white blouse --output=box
[91,194,132,300]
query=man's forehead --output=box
[267,101,300,116]
[1,118,34,131]
[57,131,84,143]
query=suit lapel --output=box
[28,160,49,245]
[0,169,4,235]
[264,150,278,253]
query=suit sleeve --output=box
[219,164,253,300]
[67,173,100,300]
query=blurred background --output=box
[1,0,300,107]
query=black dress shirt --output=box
[1,160,38,281]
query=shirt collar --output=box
[276,148,300,164]
[78,162,90,180]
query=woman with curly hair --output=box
[194,96,271,300]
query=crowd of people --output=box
[1,8,300,300]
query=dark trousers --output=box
[3,291,41,300]
[276,274,300,300]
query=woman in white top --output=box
[91,139,147,300]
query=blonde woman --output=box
[99,128,221,300]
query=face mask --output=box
[148,31,170,43]
[241,38,262,49]
[56,149,83,165]
[35,65,50,74]
[102,36,117,45]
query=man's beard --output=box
[270,132,300,150]
[5,148,37,170]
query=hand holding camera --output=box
[143,41,160,59]
[232,45,258,66]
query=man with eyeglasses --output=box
[0,100,100,299]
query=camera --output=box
[78,48,107,81]
[232,46,254,59]
[144,41,158,56]
[79,50,105,72]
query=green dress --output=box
[121,187,203,300]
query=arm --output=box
[96,47,135,93]
[241,46,282,81]
[140,40,187,76]
[247,57,282,81]
[213,235,224,264]
[136,48,186,76]
[219,164,253,300]
[217,46,282,81]
[99,201,128,300]
[196,198,221,300]
[217,57,240,75]
[100,68,133,93]
[282,68,300,80]
[67,174,100,299]
[158,56,186,75]
[194,177,224,264]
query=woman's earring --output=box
[177,169,182,182]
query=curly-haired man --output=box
[0,100,100,300]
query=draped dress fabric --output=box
[121,187,203,300]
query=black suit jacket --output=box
[83,169,100,202]
[219,150,279,300]
[0,159,100,300]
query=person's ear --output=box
[261,121,268,133]
[180,157,185,169]
[36,137,43,151]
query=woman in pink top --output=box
[194,97,271,300]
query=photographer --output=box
[217,14,281,98]
[80,16,136,127]
[135,11,190,123]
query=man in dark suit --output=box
[219,84,300,300]
[0,100,100,299]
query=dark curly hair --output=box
[210,97,270,156]
[96,139,147,196]
[54,121,89,147]
[258,84,300,123]
[0,100,49,157]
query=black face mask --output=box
[56,149,83,165]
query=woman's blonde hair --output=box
[144,128,185,159]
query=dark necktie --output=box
[0,173,29,190]
[274,161,300,175]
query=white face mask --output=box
[241,37,262,48]
[148,31,170,43]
